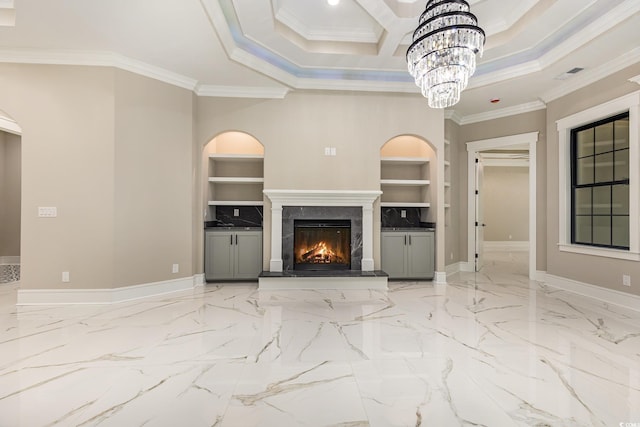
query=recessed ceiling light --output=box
[328,0,340,5]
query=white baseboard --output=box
[17,276,197,305]
[544,273,640,312]
[483,241,529,251]
[460,262,475,272]
[445,262,465,276]
[434,271,447,285]
[534,270,547,282]
[194,273,205,287]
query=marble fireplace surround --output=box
[263,190,382,273]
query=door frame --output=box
[466,132,538,279]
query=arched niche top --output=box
[380,135,435,158]
[205,131,264,156]
[0,109,22,135]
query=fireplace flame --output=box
[297,241,345,264]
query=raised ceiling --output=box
[0,0,639,123]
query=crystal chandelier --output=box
[406,0,485,109]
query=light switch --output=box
[38,207,57,217]
[324,147,331,156]
[330,147,337,156]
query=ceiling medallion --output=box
[406,0,485,109]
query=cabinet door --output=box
[381,232,407,278]
[407,232,434,279]
[205,232,234,281]
[235,231,263,279]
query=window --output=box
[557,91,639,261]
[571,113,629,249]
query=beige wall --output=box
[0,64,195,291]
[483,166,528,241]
[113,70,194,287]
[458,109,547,270]
[196,92,444,270]
[0,64,116,289]
[546,63,640,297]
[0,131,21,256]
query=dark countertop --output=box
[381,227,435,232]
[205,226,262,231]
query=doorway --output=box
[466,132,538,280]
[0,113,22,284]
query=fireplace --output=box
[294,220,351,270]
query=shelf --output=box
[209,154,263,162]
[444,204,451,208]
[381,156,430,165]
[444,160,451,166]
[380,179,430,186]
[380,202,431,208]
[444,182,451,187]
[209,177,264,184]
[208,201,264,206]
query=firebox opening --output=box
[293,219,351,270]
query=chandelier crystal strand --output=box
[407,0,485,108]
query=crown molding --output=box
[196,84,290,99]
[541,47,640,103]
[444,110,463,125]
[458,100,547,126]
[0,115,21,135]
[0,48,198,91]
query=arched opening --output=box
[202,131,265,225]
[379,135,438,280]
[201,131,265,282]
[0,111,22,285]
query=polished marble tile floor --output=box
[1,252,639,426]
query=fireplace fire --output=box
[294,220,351,270]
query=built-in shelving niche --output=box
[380,136,437,228]
[204,132,265,226]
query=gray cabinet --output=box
[205,230,262,281]
[381,230,434,279]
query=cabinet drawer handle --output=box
[404,235,407,245]
[235,235,238,245]
[409,235,412,245]
[230,235,233,245]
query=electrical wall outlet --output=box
[623,274,631,287]
[38,207,57,217]
[233,208,240,217]
[172,264,179,274]
[401,209,407,218]
[62,271,70,282]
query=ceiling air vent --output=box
[555,67,585,80]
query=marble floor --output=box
[1,252,639,426]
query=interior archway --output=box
[379,135,445,282]
[0,111,22,284]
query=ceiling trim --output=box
[196,84,290,99]
[541,47,640,103]
[0,48,199,91]
[458,101,547,126]
[470,0,640,90]
[0,115,21,135]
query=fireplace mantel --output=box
[263,190,382,272]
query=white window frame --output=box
[557,91,640,260]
